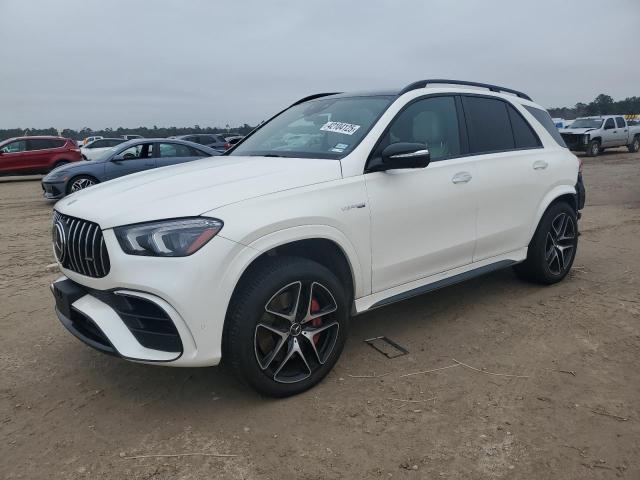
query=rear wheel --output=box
[223,256,349,397]
[587,139,600,157]
[628,136,640,153]
[514,202,578,284]
[67,175,98,194]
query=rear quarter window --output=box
[523,106,567,148]
[506,104,541,149]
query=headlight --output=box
[114,217,223,257]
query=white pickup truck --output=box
[560,115,640,156]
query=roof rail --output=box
[399,79,532,101]
[291,92,342,106]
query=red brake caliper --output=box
[310,297,322,345]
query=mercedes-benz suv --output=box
[50,79,585,397]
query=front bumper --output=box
[42,180,66,199]
[52,278,184,362]
[561,133,590,152]
[51,232,250,366]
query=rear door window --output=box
[615,117,626,128]
[88,140,107,148]
[462,96,514,154]
[157,142,204,157]
[27,139,55,150]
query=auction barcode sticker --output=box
[320,121,361,135]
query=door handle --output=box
[533,160,548,170]
[452,172,472,184]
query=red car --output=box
[0,136,82,176]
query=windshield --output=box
[568,118,603,129]
[230,96,393,159]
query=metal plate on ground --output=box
[364,336,409,358]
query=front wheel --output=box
[628,137,640,153]
[67,175,98,195]
[514,202,578,284]
[223,256,349,397]
[586,139,600,157]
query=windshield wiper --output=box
[249,153,285,158]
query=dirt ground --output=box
[1,150,639,479]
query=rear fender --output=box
[528,185,576,242]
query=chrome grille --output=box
[52,211,110,278]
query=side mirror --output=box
[380,142,430,170]
[111,154,125,162]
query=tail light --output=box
[578,157,584,174]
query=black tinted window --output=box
[381,96,461,161]
[158,143,205,157]
[89,140,107,148]
[615,117,625,128]
[107,139,125,147]
[462,96,514,153]
[604,118,615,129]
[28,139,57,150]
[524,106,567,148]
[507,105,541,149]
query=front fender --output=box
[528,184,576,241]
[245,224,367,298]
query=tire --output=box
[223,256,350,397]
[66,175,99,195]
[586,139,600,157]
[628,136,640,153]
[514,202,578,285]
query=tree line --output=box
[548,94,640,119]
[0,124,255,142]
[2,93,639,141]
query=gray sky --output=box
[1,0,638,129]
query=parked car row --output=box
[42,139,219,198]
[169,133,245,152]
[0,131,246,180]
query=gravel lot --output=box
[1,150,639,479]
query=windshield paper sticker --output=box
[320,122,361,135]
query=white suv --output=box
[50,80,584,397]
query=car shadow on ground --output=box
[61,266,542,413]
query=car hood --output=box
[559,128,595,134]
[43,160,100,180]
[54,156,343,228]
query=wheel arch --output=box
[66,173,100,194]
[528,185,577,243]
[244,226,364,297]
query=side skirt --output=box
[355,255,523,313]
